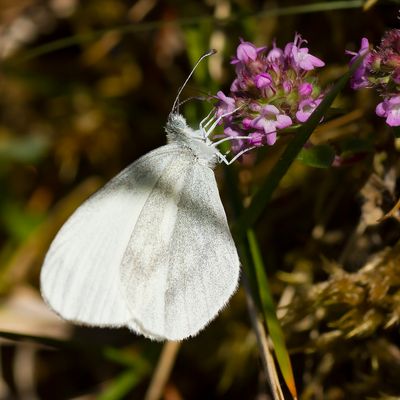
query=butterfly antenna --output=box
[171,49,216,115]
[177,96,207,108]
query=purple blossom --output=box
[376,96,400,126]
[251,117,276,135]
[224,126,241,137]
[299,82,313,97]
[250,105,293,143]
[251,117,279,145]
[230,79,240,92]
[216,91,235,119]
[296,98,322,122]
[249,132,264,146]
[262,104,280,117]
[290,46,325,71]
[224,126,244,153]
[233,41,257,63]
[346,37,371,89]
[254,73,273,89]
[249,106,292,131]
[282,80,292,94]
[264,105,292,127]
[275,114,293,129]
[231,39,265,64]
[265,132,277,145]
[267,42,283,62]
[347,38,370,63]
[285,33,325,71]
[249,102,262,112]
[242,117,253,129]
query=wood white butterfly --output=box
[40,51,249,341]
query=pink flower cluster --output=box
[348,30,400,127]
[215,34,325,152]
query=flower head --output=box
[214,34,325,154]
[348,30,400,126]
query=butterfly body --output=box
[165,113,218,167]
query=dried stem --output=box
[144,340,181,400]
[242,275,286,400]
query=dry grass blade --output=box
[242,276,286,400]
[144,341,181,400]
[380,196,400,222]
[363,0,379,10]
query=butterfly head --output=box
[166,113,218,168]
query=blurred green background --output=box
[1,1,400,399]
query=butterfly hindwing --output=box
[120,155,240,340]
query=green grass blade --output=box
[223,161,293,397]
[98,369,144,400]
[247,229,297,399]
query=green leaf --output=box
[297,144,335,168]
[247,229,297,399]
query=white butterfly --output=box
[40,52,255,341]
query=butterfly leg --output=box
[211,135,254,148]
[204,106,243,138]
[215,145,257,165]
[199,109,217,139]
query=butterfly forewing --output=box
[40,145,181,327]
